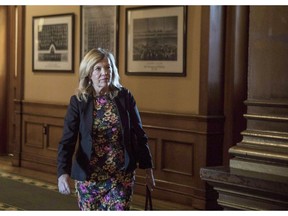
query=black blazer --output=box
[57,87,153,181]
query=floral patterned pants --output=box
[75,173,135,211]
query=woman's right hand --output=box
[145,168,156,192]
[58,174,71,195]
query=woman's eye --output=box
[94,67,101,71]
[93,65,111,73]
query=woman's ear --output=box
[88,71,92,79]
[86,76,92,86]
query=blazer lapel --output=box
[82,95,93,138]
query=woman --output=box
[57,48,155,210]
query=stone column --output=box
[229,6,288,177]
[200,6,288,210]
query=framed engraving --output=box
[32,13,74,72]
[81,6,119,61]
[126,6,187,76]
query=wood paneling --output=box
[18,100,224,209]
[161,140,194,176]
[0,6,8,154]
[20,101,66,172]
[24,121,43,148]
[47,125,63,151]
[136,112,224,209]
[7,6,25,166]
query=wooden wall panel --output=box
[147,137,157,169]
[138,112,224,209]
[19,100,224,209]
[161,140,194,176]
[23,120,43,149]
[47,125,63,151]
[20,101,66,173]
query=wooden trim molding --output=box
[7,6,25,166]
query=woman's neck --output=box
[94,86,110,96]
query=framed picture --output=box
[32,13,74,72]
[125,6,187,76]
[81,6,119,61]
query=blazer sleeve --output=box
[57,95,80,178]
[126,89,153,169]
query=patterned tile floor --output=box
[0,156,193,210]
[0,170,143,211]
[0,171,76,211]
[0,202,23,211]
[0,171,58,191]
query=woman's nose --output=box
[100,68,108,75]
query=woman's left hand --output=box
[145,168,156,191]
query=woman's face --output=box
[90,57,112,93]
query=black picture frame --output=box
[125,6,187,76]
[32,13,75,72]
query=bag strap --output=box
[145,185,153,210]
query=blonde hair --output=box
[75,48,122,101]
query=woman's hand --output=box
[145,168,156,191]
[58,174,71,195]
